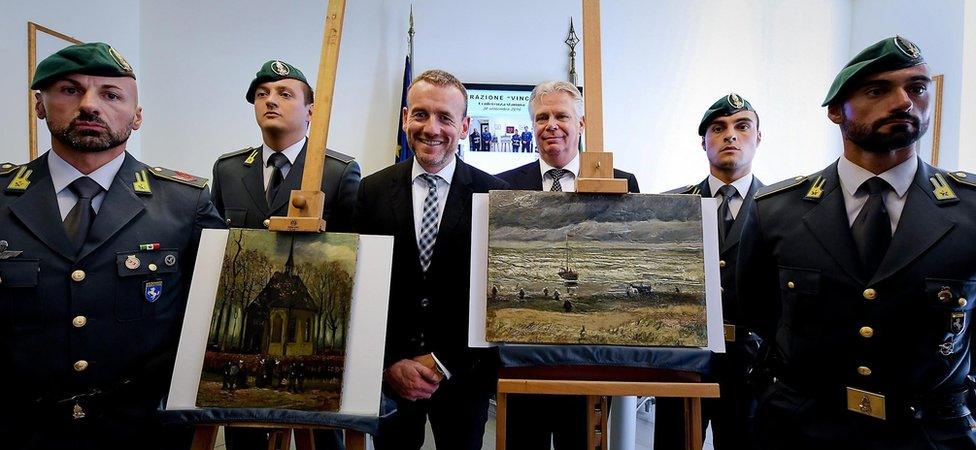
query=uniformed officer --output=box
[481,127,493,152]
[738,36,976,449]
[521,126,533,152]
[511,130,522,152]
[210,60,360,232]
[469,128,482,152]
[658,93,764,450]
[0,42,226,449]
[213,60,357,450]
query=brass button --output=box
[719,260,726,268]
[859,326,874,338]
[957,172,968,178]
[857,366,872,376]
[225,218,232,225]
[71,270,86,282]
[787,281,795,289]
[862,288,877,300]
[73,360,89,372]
[148,263,158,272]
[72,316,87,328]
[960,298,968,308]
[263,219,271,228]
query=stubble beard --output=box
[50,113,133,153]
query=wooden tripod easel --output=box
[494,2,721,449]
[191,0,368,448]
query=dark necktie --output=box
[547,168,568,192]
[266,152,289,207]
[851,177,892,278]
[63,177,104,254]
[417,174,441,272]
[716,184,737,244]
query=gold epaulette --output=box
[0,163,21,176]
[947,171,976,189]
[755,174,813,200]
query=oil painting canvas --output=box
[486,191,707,347]
[195,229,358,411]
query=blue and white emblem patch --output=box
[144,280,163,303]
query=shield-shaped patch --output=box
[145,280,163,303]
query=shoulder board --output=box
[326,149,356,164]
[755,174,813,200]
[148,166,209,188]
[0,162,21,176]
[218,147,258,161]
[947,171,976,189]
[664,185,700,195]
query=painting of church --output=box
[243,238,316,356]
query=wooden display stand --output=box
[192,0,368,448]
[495,3,720,450]
[495,367,719,450]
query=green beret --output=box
[31,42,135,90]
[698,93,757,136]
[822,36,924,106]
[245,60,313,104]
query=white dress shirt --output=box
[837,155,916,234]
[539,152,580,192]
[49,149,125,220]
[261,137,306,190]
[411,157,456,247]
[707,173,754,220]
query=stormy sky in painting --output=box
[229,230,359,273]
[489,191,702,244]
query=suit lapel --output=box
[428,159,473,271]
[8,155,75,261]
[242,146,269,217]
[77,154,146,260]
[869,160,955,285]
[270,143,308,215]
[526,161,543,190]
[697,178,712,198]
[802,163,864,283]
[722,177,762,253]
[391,161,420,265]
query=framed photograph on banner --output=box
[27,22,82,161]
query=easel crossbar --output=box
[498,379,720,398]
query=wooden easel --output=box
[494,2,721,449]
[192,0,368,448]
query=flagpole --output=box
[408,5,415,65]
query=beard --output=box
[49,112,133,153]
[841,111,928,154]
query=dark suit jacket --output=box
[737,159,976,445]
[666,176,763,327]
[495,159,640,193]
[0,152,226,449]
[211,142,361,232]
[354,158,508,387]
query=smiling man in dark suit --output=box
[657,93,764,450]
[210,59,359,450]
[355,69,508,450]
[494,80,638,450]
[210,60,360,233]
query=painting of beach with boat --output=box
[486,190,707,347]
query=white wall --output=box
[959,0,976,171]
[850,0,965,169]
[0,0,141,164]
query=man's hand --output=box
[384,359,442,401]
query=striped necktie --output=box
[417,173,441,272]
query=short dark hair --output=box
[301,83,314,106]
[408,69,468,116]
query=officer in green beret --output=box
[212,60,359,450]
[658,93,764,450]
[210,60,360,231]
[0,42,225,449]
[738,36,976,449]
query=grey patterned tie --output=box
[417,173,441,272]
[63,177,104,254]
[547,168,568,192]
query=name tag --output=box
[846,387,886,420]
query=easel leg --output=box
[496,392,508,450]
[683,397,703,450]
[191,426,219,450]
[587,396,609,450]
[269,429,292,450]
[294,429,315,450]
[345,430,366,450]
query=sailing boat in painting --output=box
[557,234,578,283]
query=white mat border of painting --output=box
[166,229,394,417]
[468,193,726,353]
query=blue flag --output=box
[395,55,413,163]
